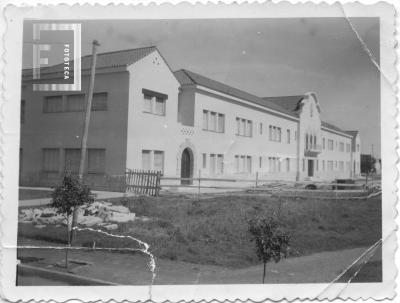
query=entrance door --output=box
[181,148,193,185]
[308,159,314,177]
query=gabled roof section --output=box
[174,69,298,118]
[262,95,305,112]
[23,46,157,76]
[345,130,359,138]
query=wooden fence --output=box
[125,169,161,196]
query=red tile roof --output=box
[23,46,157,76]
[174,69,298,118]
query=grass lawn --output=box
[19,189,52,200]
[18,193,381,269]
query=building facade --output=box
[20,47,361,189]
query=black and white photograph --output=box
[0,2,397,302]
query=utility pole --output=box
[70,40,100,243]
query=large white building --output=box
[20,46,361,189]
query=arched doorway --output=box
[181,148,193,185]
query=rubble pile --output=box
[19,201,136,230]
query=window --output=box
[339,161,344,171]
[328,139,334,151]
[141,150,151,170]
[346,143,351,153]
[269,157,282,173]
[204,110,225,133]
[286,129,290,144]
[259,123,263,135]
[42,148,60,172]
[21,100,25,124]
[310,104,313,117]
[64,149,81,173]
[88,149,106,174]
[339,142,344,152]
[246,121,252,137]
[66,94,85,112]
[203,111,208,130]
[142,89,167,116]
[92,93,108,111]
[235,155,251,173]
[142,150,164,172]
[43,95,63,113]
[210,112,217,131]
[154,151,164,172]
[316,160,319,171]
[302,159,305,172]
[236,117,252,137]
[305,134,309,149]
[246,156,252,173]
[217,155,224,174]
[323,138,326,149]
[328,160,333,171]
[202,153,207,169]
[322,160,325,171]
[259,156,262,168]
[286,158,290,172]
[346,161,350,171]
[210,154,216,174]
[144,94,153,113]
[269,125,282,142]
[218,114,225,133]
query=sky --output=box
[23,18,380,156]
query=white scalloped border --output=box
[0,1,397,303]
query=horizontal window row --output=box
[142,150,165,172]
[301,159,352,172]
[236,118,253,137]
[42,148,105,174]
[203,110,225,133]
[43,93,107,113]
[202,153,224,174]
[322,138,352,153]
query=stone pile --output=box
[19,201,136,231]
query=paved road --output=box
[17,238,380,285]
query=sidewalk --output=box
[17,238,378,285]
[19,187,131,208]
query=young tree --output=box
[51,172,95,267]
[248,215,290,284]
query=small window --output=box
[286,129,290,144]
[210,154,216,174]
[203,111,209,130]
[246,156,252,173]
[42,148,60,173]
[302,159,305,172]
[217,155,224,174]
[92,93,108,111]
[88,149,105,174]
[143,94,152,113]
[141,150,151,170]
[259,123,263,135]
[218,114,225,133]
[43,95,63,113]
[64,149,81,173]
[286,158,290,172]
[202,153,207,169]
[66,94,85,112]
[210,112,217,131]
[154,151,164,172]
[259,156,262,168]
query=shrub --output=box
[248,215,290,283]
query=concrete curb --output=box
[17,263,117,285]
